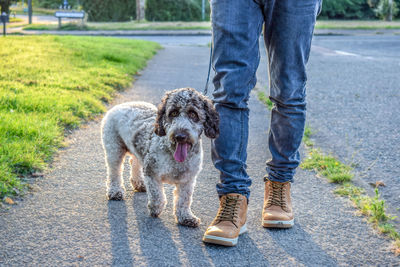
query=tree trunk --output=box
[387,0,393,21]
[28,0,32,24]
[136,0,145,21]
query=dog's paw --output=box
[148,202,165,217]
[107,187,125,200]
[178,215,201,228]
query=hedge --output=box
[146,0,210,21]
[82,0,136,22]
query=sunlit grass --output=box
[315,19,400,29]
[23,21,212,31]
[301,148,354,183]
[21,20,400,32]
[0,36,160,199]
[335,183,400,251]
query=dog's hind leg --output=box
[174,181,200,227]
[104,139,127,201]
[129,156,146,192]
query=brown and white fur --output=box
[101,88,219,227]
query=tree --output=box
[0,0,14,13]
[136,0,145,21]
[375,0,399,20]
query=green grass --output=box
[10,6,57,16]
[23,21,212,31]
[20,20,400,32]
[257,91,274,110]
[9,17,24,23]
[335,183,400,252]
[315,19,400,29]
[0,36,160,199]
[303,125,314,147]
[301,113,399,254]
[301,149,354,183]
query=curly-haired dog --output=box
[101,88,219,227]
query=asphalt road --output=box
[1,35,399,266]
[308,35,400,223]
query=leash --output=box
[204,39,213,96]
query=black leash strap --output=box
[204,40,213,96]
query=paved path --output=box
[1,39,399,266]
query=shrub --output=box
[375,0,399,20]
[36,0,79,9]
[81,0,136,22]
[319,0,376,19]
[146,0,209,21]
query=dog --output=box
[101,88,219,227]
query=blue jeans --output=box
[211,0,322,199]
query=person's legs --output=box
[203,0,263,246]
[211,0,263,200]
[262,0,321,228]
[263,0,320,182]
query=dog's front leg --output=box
[174,181,200,227]
[143,176,166,217]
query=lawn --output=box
[23,21,212,31]
[21,19,400,31]
[0,36,160,199]
[10,6,57,16]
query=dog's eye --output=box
[169,110,179,117]
[188,111,199,122]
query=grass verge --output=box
[0,36,160,200]
[23,21,212,31]
[20,20,400,32]
[300,127,400,254]
[10,6,57,16]
[315,19,400,30]
[335,183,400,255]
[301,148,354,183]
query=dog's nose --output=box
[174,133,188,143]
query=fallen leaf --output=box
[369,181,386,188]
[31,173,44,178]
[4,197,15,205]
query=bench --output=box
[54,11,85,28]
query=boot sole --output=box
[262,219,294,228]
[202,223,248,247]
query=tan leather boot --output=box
[203,193,247,246]
[262,179,294,228]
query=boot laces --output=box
[216,195,241,227]
[266,181,288,211]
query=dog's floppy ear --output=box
[154,93,169,136]
[202,96,220,139]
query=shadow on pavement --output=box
[133,193,183,266]
[268,223,338,266]
[177,225,213,266]
[107,200,134,266]
[203,232,271,266]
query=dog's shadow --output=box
[107,200,134,266]
[108,192,182,266]
[133,192,183,265]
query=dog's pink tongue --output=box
[174,143,189,162]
